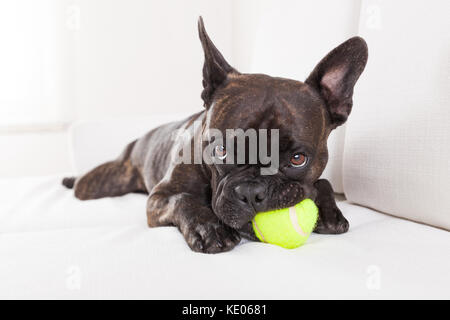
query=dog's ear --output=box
[198,17,237,108]
[306,37,368,127]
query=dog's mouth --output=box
[212,199,255,230]
[213,183,305,230]
[237,221,259,241]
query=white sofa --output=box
[0,177,449,299]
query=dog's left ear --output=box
[306,37,368,127]
[198,17,237,108]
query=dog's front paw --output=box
[184,221,241,254]
[314,206,349,234]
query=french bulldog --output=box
[63,17,368,253]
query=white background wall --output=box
[73,0,233,120]
[0,0,233,177]
[0,0,74,177]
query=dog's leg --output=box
[313,179,349,234]
[69,160,146,200]
[64,140,147,200]
[147,189,241,253]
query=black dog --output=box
[63,17,368,253]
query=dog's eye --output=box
[214,145,227,160]
[290,153,307,167]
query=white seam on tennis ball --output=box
[252,218,267,243]
[289,206,307,236]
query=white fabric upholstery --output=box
[1,176,449,299]
[343,0,450,230]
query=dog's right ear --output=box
[198,17,237,108]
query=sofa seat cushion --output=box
[1,176,449,299]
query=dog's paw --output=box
[314,206,349,234]
[184,221,241,254]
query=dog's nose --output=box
[234,184,267,211]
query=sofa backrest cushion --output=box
[343,0,450,230]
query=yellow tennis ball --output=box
[252,198,319,249]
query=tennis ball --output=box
[252,198,319,249]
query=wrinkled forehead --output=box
[206,74,330,147]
